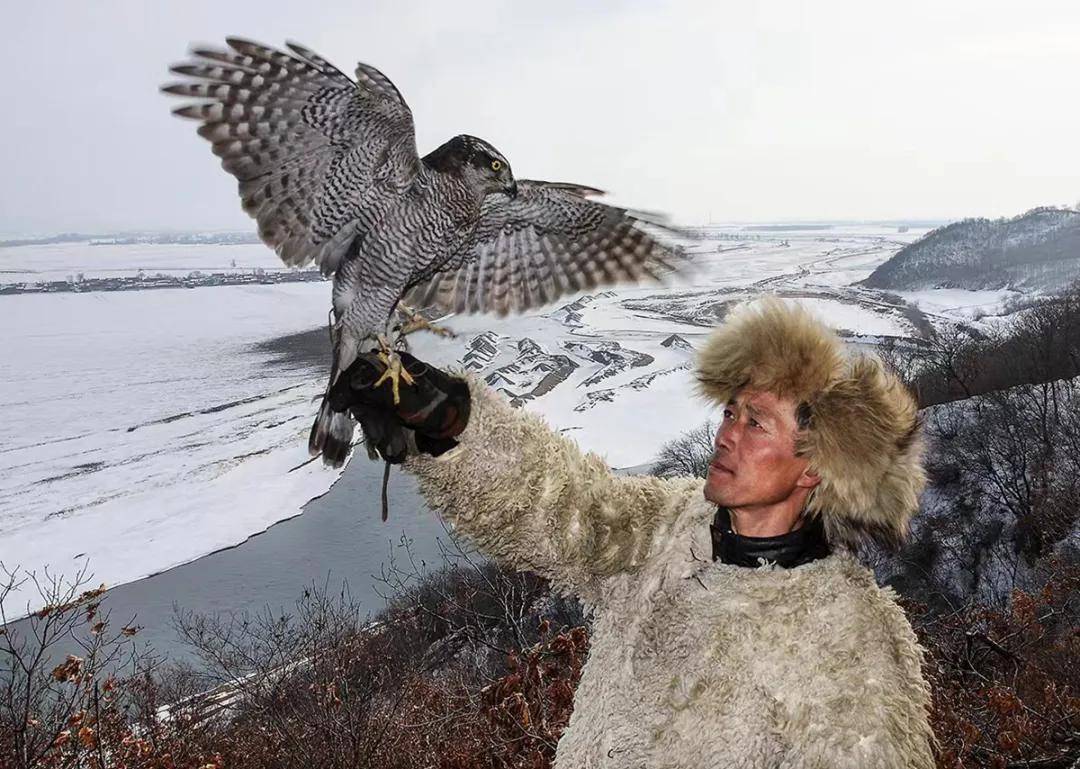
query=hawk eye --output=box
[490,160,502,171]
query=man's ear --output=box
[796,466,821,490]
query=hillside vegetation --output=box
[862,207,1080,291]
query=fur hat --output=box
[696,298,925,550]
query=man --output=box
[329,298,936,768]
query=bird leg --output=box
[396,303,456,339]
[373,334,415,405]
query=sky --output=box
[3,0,1079,235]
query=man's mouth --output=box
[709,460,734,475]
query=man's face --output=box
[704,388,817,510]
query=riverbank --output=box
[4,441,450,666]
[1,317,449,664]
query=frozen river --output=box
[6,223,1002,656]
[28,456,448,665]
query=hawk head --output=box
[423,135,517,198]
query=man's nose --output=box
[715,421,738,452]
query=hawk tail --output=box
[307,320,361,467]
[309,396,356,468]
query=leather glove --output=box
[327,351,472,461]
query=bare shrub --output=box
[140,534,589,768]
[1,532,591,769]
[0,564,218,769]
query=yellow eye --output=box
[491,160,502,171]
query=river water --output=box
[6,456,451,667]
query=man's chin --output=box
[703,483,732,506]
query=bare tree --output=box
[910,283,1080,407]
[916,375,1080,609]
[651,420,715,479]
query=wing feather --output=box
[163,38,419,275]
[406,180,687,316]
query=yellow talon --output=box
[400,317,456,338]
[373,350,415,405]
[397,304,456,339]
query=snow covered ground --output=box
[895,287,1023,322]
[2,223,984,619]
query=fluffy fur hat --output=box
[696,298,925,550]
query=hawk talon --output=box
[396,304,457,339]
[400,317,456,338]
[374,350,415,405]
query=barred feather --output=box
[405,180,688,317]
[163,38,419,276]
[164,40,691,470]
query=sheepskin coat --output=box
[407,381,935,769]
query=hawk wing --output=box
[405,180,687,316]
[163,38,419,275]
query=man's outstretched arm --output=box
[407,377,700,605]
[329,353,701,607]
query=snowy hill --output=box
[482,337,580,406]
[861,207,1080,292]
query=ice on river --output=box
[0,283,340,618]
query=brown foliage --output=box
[907,558,1080,769]
[1,554,591,769]
[0,564,220,769]
[471,624,588,768]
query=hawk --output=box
[163,38,687,468]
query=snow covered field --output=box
[896,287,1022,321]
[2,223,985,619]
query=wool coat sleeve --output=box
[405,377,700,606]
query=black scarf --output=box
[710,507,832,569]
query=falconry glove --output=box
[327,352,471,462]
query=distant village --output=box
[0,268,326,295]
[0,230,328,294]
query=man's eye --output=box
[722,408,734,419]
[749,418,763,430]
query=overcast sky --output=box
[3,0,1079,235]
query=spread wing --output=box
[162,38,419,275]
[405,180,688,316]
